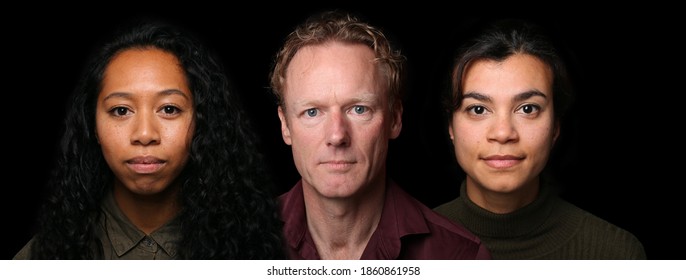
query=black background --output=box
[3,5,679,259]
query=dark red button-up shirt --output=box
[279,180,491,259]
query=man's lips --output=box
[319,160,356,171]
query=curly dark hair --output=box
[29,20,286,259]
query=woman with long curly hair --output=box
[14,20,286,259]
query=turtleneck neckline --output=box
[458,180,555,238]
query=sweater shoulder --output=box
[556,200,646,259]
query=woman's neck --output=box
[465,176,539,214]
[112,182,181,234]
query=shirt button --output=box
[142,237,155,247]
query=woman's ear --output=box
[553,120,560,145]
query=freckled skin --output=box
[96,48,194,197]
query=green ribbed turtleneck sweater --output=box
[434,181,646,259]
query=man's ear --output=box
[278,106,292,145]
[389,103,403,139]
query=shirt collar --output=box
[361,180,430,259]
[101,191,180,258]
[279,179,430,259]
[279,181,319,258]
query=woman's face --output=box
[96,48,194,195]
[449,53,558,198]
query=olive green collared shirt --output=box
[14,191,181,259]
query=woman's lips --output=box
[126,156,166,174]
[482,155,523,169]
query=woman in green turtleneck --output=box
[434,19,645,259]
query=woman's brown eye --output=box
[163,105,180,114]
[115,107,128,116]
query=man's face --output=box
[278,42,402,200]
